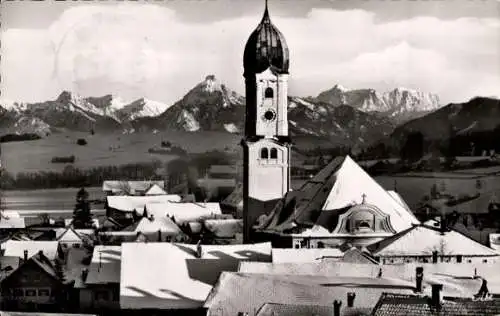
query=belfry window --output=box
[265,87,274,99]
[260,148,269,159]
[270,148,278,159]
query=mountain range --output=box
[2,75,496,148]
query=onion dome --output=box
[243,0,289,76]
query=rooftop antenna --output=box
[98,251,102,272]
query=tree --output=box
[400,132,425,163]
[76,138,87,146]
[73,188,93,229]
[54,258,66,283]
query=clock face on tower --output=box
[262,108,276,122]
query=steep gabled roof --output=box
[258,156,419,234]
[257,157,345,232]
[56,227,83,242]
[371,292,500,316]
[144,184,168,196]
[2,251,60,285]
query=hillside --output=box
[392,97,500,141]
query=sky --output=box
[1,0,500,105]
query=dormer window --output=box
[265,87,274,99]
[261,148,269,159]
[270,148,278,159]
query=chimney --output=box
[347,292,356,307]
[38,250,43,257]
[196,240,202,258]
[158,229,162,242]
[432,251,438,264]
[415,267,424,292]
[23,250,28,261]
[431,283,443,310]
[81,268,89,282]
[333,300,342,316]
[440,215,446,234]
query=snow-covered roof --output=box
[102,180,165,193]
[259,156,419,234]
[204,272,415,316]
[320,156,419,231]
[56,227,83,242]
[144,184,167,196]
[272,248,345,263]
[204,219,242,238]
[489,233,500,253]
[119,242,271,310]
[126,216,181,236]
[0,213,25,229]
[143,202,222,224]
[368,225,500,257]
[106,195,181,212]
[85,245,121,285]
[1,240,59,261]
[1,211,20,218]
[237,261,500,297]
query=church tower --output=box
[242,0,291,243]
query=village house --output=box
[0,210,25,231]
[371,291,500,316]
[102,180,166,196]
[367,222,500,264]
[105,194,182,225]
[0,250,64,312]
[197,165,239,201]
[55,227,88,250]
[79,245,121,312]
[204,271,417,316]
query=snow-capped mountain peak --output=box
[201,75,222,93]
[316,84,441,122]
[332,84,349,92]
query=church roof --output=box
[256,156,420,234]
[243,1,289,76]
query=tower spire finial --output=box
[262,0,270,21]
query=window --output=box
[13,289,23,297]
[73,243,81,248]
[270,148,278,159]
[483,259,488,263]
[38,289,50,296]
[25,289,36,296]
[265,87,274,99]
[95,290,110,301]
[260,148,269,159]
[456,255,463,263]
